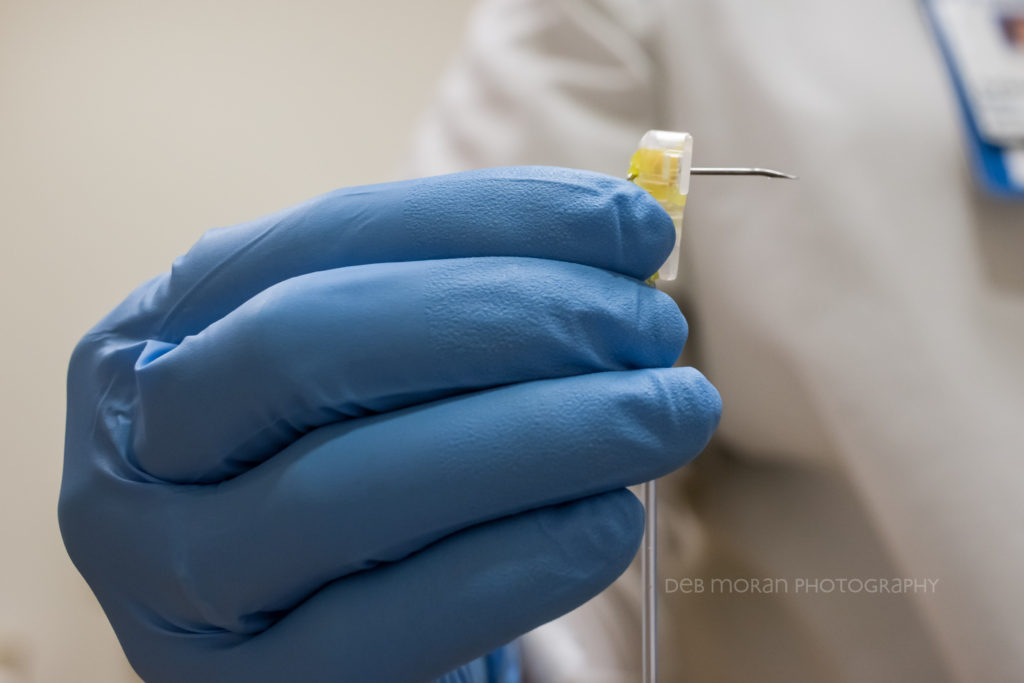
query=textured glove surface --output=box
[59,167,721,682]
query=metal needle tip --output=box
[691,167,798,179]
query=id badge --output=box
[923,0,1024,197]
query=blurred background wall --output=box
[0,1,473,679]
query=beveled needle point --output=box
[690,167,797,179]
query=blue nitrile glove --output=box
[59,167,721,682]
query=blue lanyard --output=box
[920,0,1024,198]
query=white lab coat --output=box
[407,1,1024,681]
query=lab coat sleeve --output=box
[406,2,1024,681]
[404,0,666,179]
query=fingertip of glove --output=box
[606,179,677,279]
[686,366,723,421]
[537,490,644,591]
[638,288,689,368]
[564,168,676,279]
[420,167,675,279]
[666,366,723,452]
[608,367,721,480]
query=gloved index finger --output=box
[135,166,675,341]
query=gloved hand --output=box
[59,166,721,682]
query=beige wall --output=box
[0,1,473,679]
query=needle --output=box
[691,167,797,178]
[635,164,795,683]
[642,480,658,683]
[628,167,797,182]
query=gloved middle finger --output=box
[131,256,686,483]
